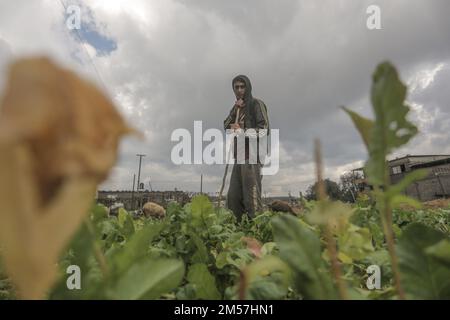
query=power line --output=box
[58,0,109,94]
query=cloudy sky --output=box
[0,0,449,196]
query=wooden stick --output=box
[218,107,240,208]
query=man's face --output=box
[233,81,246,99]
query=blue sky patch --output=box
[64,2,117,57]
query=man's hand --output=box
[234,99,245,109]
[230,123,240,130]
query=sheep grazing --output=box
[268,200,301,216]
[142,202,166,219]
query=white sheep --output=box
[142,202,166,219]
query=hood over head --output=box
[232,74,256,126]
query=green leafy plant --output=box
[1,62,449,301]
[343,62,429,299]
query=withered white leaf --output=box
[0,57,141,299]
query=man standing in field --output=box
[224,75,270,222]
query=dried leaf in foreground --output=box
[0,57,141,299]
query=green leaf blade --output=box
[113,258,184,300]
[272,215,337,299]
[397,223,450,299]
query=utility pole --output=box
[136,154,146,208]
[200,174,203,194]
[131,173,136,210]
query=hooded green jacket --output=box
[224,75,269,132]
[223,75,270,161]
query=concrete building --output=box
[352,154,450,201]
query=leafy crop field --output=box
[2,195,449,300]
[0,60,449,300]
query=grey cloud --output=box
[100,0,450,194]
[1,0,449,195]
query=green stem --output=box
[382,204,405,299]
[324,224,348,300]
[377,169,405,299]
[314,139,348,299]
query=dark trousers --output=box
[226,162,263,222]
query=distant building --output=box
[96,190,191,210]
[352,154,450,201]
